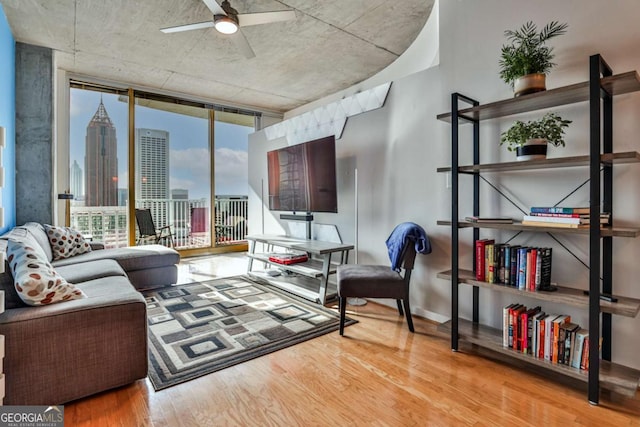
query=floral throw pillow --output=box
[44,225,92,261]
[6,239,86,306]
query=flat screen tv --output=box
[267,136,337,213]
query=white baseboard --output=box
[368,298,450,325]
[412,306,450,325]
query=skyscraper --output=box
[136,128,170,226]
[85,99,118,206]
[70,159,84,201]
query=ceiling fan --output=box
[161,0,297,59]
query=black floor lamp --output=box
[57,192,74,226]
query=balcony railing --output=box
[70,196,248,249]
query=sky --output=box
[69,88,252,200]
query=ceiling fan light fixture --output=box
[214,14,239,34]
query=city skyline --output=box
[70,89,252,200]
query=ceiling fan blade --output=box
[202,0,226,16]
[238,10,296,27]
[161,21,215,33]
[230,30,256,59]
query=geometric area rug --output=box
[143,275,356,391]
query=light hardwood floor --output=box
[64,254,640,426]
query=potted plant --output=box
[500,112,572,161]
[499,21,568,97]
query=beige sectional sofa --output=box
[0,222,180,405]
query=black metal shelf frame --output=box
[446,54,617,405]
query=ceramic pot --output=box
[513,73,546,97]
[516,138,547,161]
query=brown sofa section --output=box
[0,277,148,405]
[0,222,181,404]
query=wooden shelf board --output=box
[247,253,339,278]
[437,269,640,318]
[437,71,640,123]
[436,151,640,173]
[436,220,640,238]
[438,319,640,396]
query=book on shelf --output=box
[493,243,503,284]
[581,337,590,370]
[517,247,527,290]
[539,248,553,290]
[560,322,580,365]
[502,244,510,285]
[544,314,559,361]
[511,305,526,351]
[486,243,495,283]
[534,248,542,290]
[538,314,549,359]
[523,214,610,225]
[523,215,581,225]
[268,253,309,265]
[503,303,519,347]
[509,245,520,287]
[532,311,546,358]
[465,216,514,223]
[475,239,494,281]
[521,219,583,228]
[498,244,506,284]
[552,315,571,363]
[522,306,541,354]
[530,207,591,214]
[571,329,589,369]
[529,212,610,221]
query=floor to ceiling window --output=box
[68,86,129,248]
[68,82,256,253]
[134,96,210,250]
[213,112,253,246]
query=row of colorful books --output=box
[523,206,610,229]
[503,303,591,370]
[475,239,553,291]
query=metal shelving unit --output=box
[437,54,640,404]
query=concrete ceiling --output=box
[1,0,434,114]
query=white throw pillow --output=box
[44,224,92,261]
[6,239,86,306]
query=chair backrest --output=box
[400,242,418,271]
[399,242,418,286]
[135,209,157,237]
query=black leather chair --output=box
[337,240,418,335]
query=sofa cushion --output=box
[0,231,52,308]
[6,239,86,306]
[44,224,92,260]
[21,222,54,262]
[52,244,180,273]
[55,259,127,284]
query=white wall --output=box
[248,0,640,369]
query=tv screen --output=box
[267,136,338,213]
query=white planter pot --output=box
[516,138,548,161]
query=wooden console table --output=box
[245,234,354,304]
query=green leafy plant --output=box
[500,112,572,152]
[499,21,568,87]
